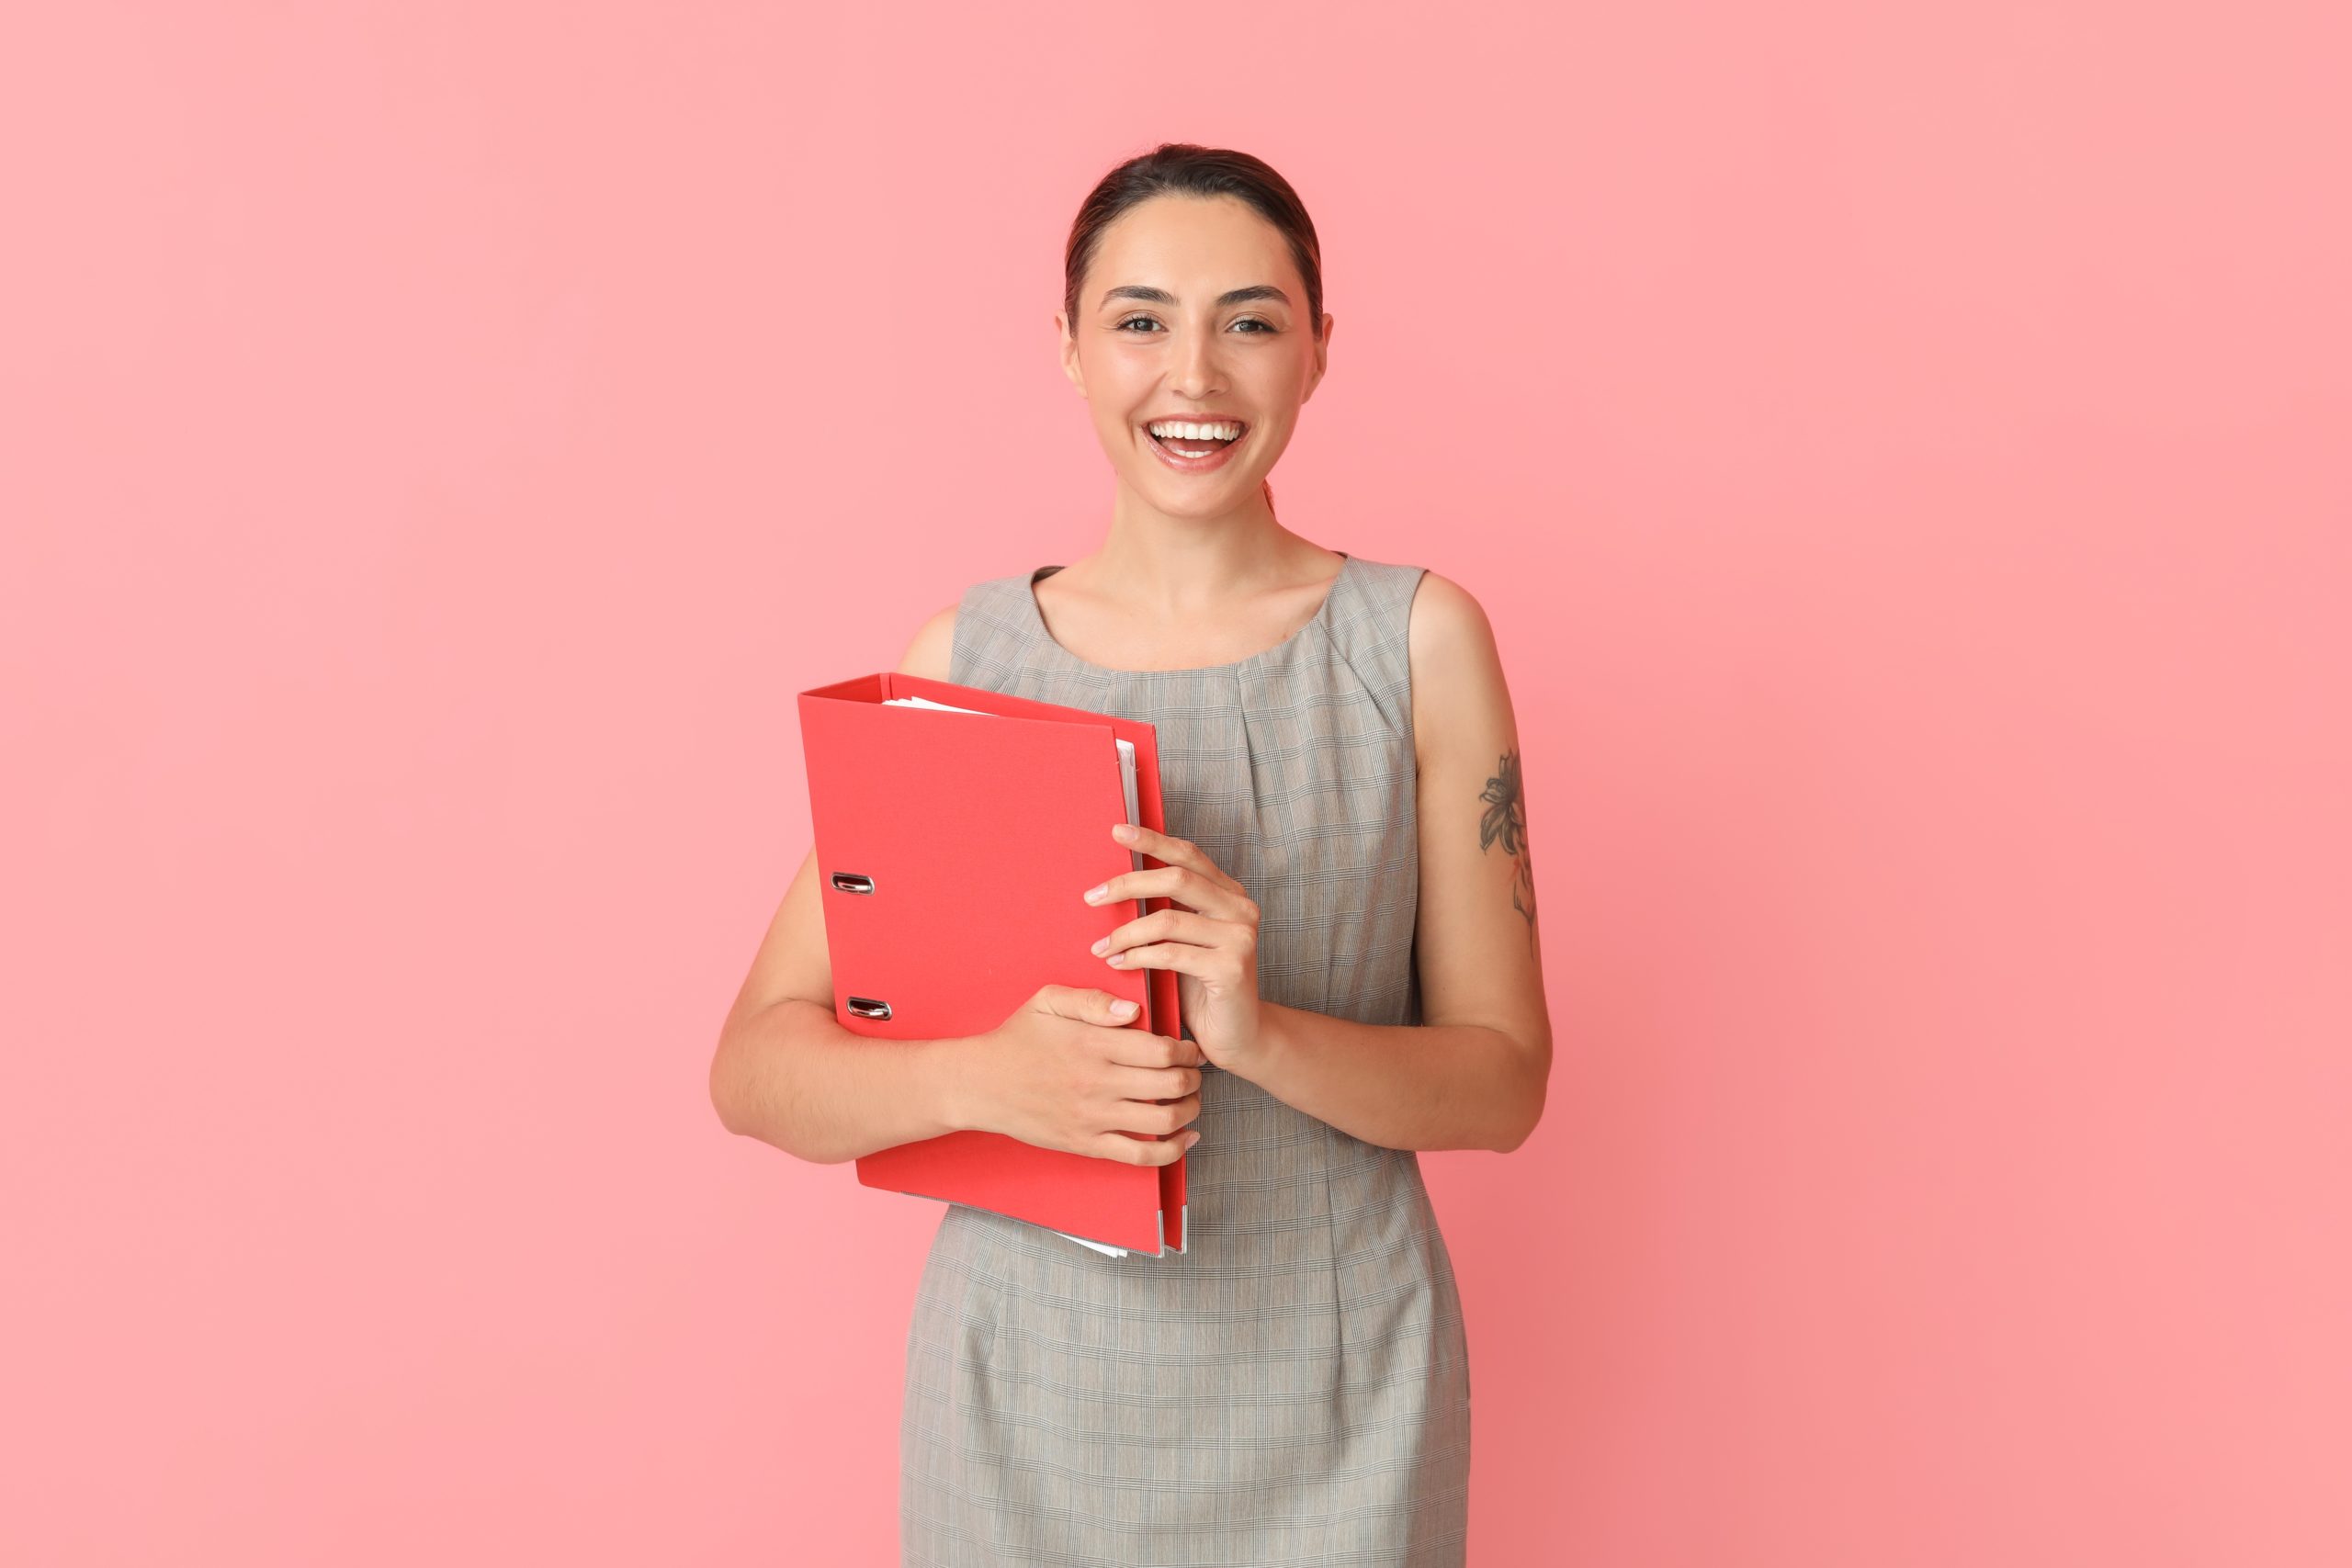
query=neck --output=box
[1088,482,1326,614]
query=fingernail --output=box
[1110,998,1138,1018]
[1091,936,1109,956]
[1082,884,1107,903]
[1113,823,1135,841]
[1182,1131,1201,1149]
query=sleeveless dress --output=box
[901,550,1474,1567]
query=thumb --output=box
[1034,984,1139,1025]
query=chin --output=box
[1139,475,1254,515]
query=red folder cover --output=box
[797,671,1188,1256]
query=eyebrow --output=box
[1099,284,1292,310]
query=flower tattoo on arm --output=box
[1478,747,1538,953]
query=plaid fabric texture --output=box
[900,552,1473,1566]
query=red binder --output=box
[797,671,1189,1256]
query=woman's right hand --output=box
[964,984,1205,1165]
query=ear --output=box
[1057,311,1086,395]
[1302,311,1334,402]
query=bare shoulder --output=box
[898,599,960,680]
[1404,568,1496,652]
[1403,570,1510,766]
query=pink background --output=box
[5,3,2346,1563]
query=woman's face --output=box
[1058,193,1331,520]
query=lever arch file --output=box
[797,671,1189,1257]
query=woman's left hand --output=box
[1083,823,1263,1074]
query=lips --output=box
[1143,421,1248,474]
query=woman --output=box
[712,142,1552,1566]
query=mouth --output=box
[1142,418,1249,473]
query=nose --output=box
[1170,320,1227,400]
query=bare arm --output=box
[1237,570,1554,1152]
[707,600,969,1165]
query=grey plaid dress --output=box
[901,551,1474,1566]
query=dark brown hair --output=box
[1062,142,1325,342]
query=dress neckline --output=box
[1023,552,1352,677]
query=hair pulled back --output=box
[1062,143,1325,343]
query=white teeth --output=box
[1148,421,1241,441]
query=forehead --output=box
[1087,194,1297,295]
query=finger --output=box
[1103,1092,1200,1139]
[1088,864,1254,922]
[1113,823,1247,897]
[1096,1128,1200,1166]
[1098,908,1229,963]
[1107,940,1250,988]
[1107,1061,1201,1101]
[1107,1031,1205,1070]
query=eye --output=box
[1114,315,1277,333]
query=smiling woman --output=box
[1054,146,1332,535]
[712,140,1549,1568]
[901,145,1511,1568]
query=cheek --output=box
[1080,355,1150,421]
[1250,350,1315,400]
